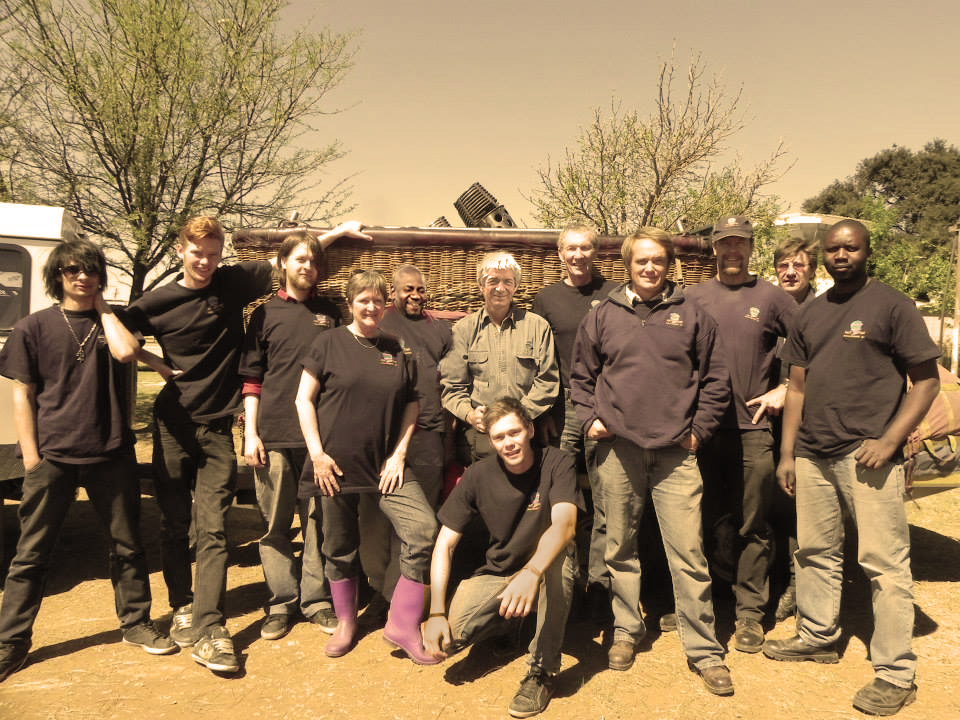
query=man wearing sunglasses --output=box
[0,239,175,683]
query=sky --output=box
[281,0,960,229]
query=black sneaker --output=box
[852,678,917,716]
[0,641,30,683]
[261,614,291,641]
[307,607,338,635]
[170,604,200,648]
[191,625,240,674]
[123,621,178,655]
[508,669,555,718]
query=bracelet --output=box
[428,612,446,619]
[523,564,542,580]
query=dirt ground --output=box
[1,465,959,720]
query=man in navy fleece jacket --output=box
[571,227,734,697]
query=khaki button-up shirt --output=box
[440,306,559,423]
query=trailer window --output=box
[0,244,30,334]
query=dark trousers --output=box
[698,427,775,621]
[152,386,237,632]
[0,454,151,644]
[320,474,437,585]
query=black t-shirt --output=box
[377,306,452,432]
[240,293,341,448]
[0,305,137,462]
[781,280,940,458]
[128,261,273,422]
[532,275,617,388]
[685,277,796,430]
[298,326,418,495]
[438,446,582,576]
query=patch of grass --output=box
[133,367,164,430]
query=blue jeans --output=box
[557,389,606,589]
[254,448,331,617]
[795,451,916,687]
[446,547,575,674]
[598,436,724,670]
[0,455,151,644]
[320,474,437,584]
[152,386,237,632]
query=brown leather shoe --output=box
[608,639,637,671]
[696,664,734,696]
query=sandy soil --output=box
[1,473,959,720]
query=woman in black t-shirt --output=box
[295,270,438,665]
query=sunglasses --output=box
[60,265,100,279]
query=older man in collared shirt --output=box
[440,251,559,465]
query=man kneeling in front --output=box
[423,397,580,718]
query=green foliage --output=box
[0,0,357,301]
[803,140,960,310]
[528,53,789,237]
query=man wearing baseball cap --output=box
[685,214,798,653]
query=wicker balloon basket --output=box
[232,225,717,319]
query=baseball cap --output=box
[712,215,753,241]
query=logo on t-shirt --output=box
[665,313,684,328]
[380,352,397,366]
[745,306,760,322]
[205,296,224,316]
[843,320,866,340]
[313,314,333,329]
[526,491,542,512]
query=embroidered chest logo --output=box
[664,313,684,328]
[526,491,543,512]
[380,352,397,366]
[205,296,224,315]
[843,320,866,340]
[745,306,760,322]
[313,314,333,329]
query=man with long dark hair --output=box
[0,238,175,683]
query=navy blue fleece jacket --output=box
[570,280,731,450]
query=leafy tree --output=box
[0,0,356,301]
[528,53,789,237]
[803,139,960,308]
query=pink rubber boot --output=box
[325,577,359,658]
[383,576,439,665]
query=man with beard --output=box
[764,220,939,717]
[685,215,797,654]
[240,231,345,641]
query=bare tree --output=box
[0,0,357,300]
[529,53,790,236]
